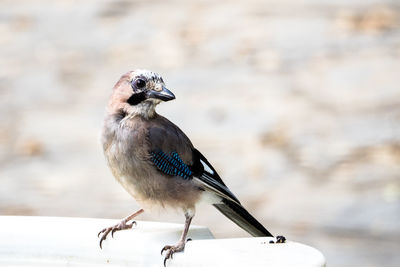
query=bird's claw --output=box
[161,241,187,267]
[160,246,168,256]
[97,220,136,249]
[162,246,175,267]
[98,228,110,249]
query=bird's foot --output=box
[161,239,188,267]
[97,219,137,249]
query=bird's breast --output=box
[103,132,201,210]
[101,115,202,209]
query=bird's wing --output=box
[150,148,240,205]
[147,115,273,237]
[150,146,273,237]
[151,150,193,179]
[189,148,241,204]
[190,149,273,237]
[147,116,240,204]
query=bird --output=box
[98,69,284,266]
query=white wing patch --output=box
[200,159,214,174]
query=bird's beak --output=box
[147,86,176,102]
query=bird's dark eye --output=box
[134,78,146,89]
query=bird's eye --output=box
[134,78,146,89]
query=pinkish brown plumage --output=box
[98,70,277,266]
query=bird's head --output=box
[109,70,175,119]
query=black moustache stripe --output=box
[127,92,146,105]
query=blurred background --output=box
[1,0,399,266]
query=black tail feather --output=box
[213,199,273,237]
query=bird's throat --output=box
[126,100,157,120]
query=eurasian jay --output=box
[98,70,284,265]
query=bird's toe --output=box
[97,220,137,248]
[161,241,187,266]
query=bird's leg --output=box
[98,208,144,249]
[161,211,193,267]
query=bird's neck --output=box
[125,101,158,120]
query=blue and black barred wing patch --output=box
[151,151,193,179]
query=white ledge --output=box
[0,216,326,267]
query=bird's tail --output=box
[213,198,273,237]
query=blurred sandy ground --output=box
[0,0,399,266]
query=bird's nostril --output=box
[154,85,163,92]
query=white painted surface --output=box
[0,216,325,267]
